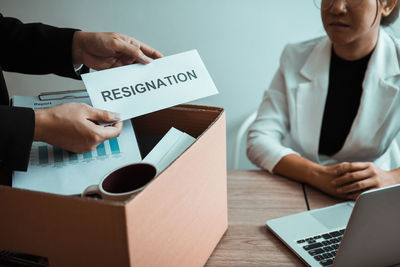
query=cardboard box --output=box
[0,104,227,267]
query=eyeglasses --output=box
[313,0,363,10]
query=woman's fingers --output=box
[336,176,377,194]
[332,167,372,186]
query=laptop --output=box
[266,184,400,267]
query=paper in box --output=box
[0,104,227,267]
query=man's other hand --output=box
[34,102,122,153]
[72,31,163,70]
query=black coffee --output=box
[102,163,156,194]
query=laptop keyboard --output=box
[296,228,345,266]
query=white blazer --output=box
[247,29,400,173]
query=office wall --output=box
[1,0,330,169]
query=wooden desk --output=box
[304,185,342,210]
[206,170,307,266]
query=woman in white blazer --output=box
[247,0,400,200]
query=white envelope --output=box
[81,50,219,121]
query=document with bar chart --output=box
[31,137,122,166]
[12,94,142,195]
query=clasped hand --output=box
[316,162,399,200]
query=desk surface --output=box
[206,170,343,266]
[206,170,307,266]
[304,185,341,210]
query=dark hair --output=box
[381,0,400,25]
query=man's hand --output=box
[34,102,122,153]
[72,31,163,70]
[331,162,400,200]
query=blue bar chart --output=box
[109,138,120,154]
[83,151,92,159]
[53,147,64,163]
[35,138,122,166]
[68,151,78,161]
[96,143,106,157]
[38,146,49,164]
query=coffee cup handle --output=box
[82,184,101,198]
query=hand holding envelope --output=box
[33,32,164,155]
[72,31,163,69]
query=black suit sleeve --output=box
[0,105,34,172]
[0,13,86,78]
[0,14,88,172]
